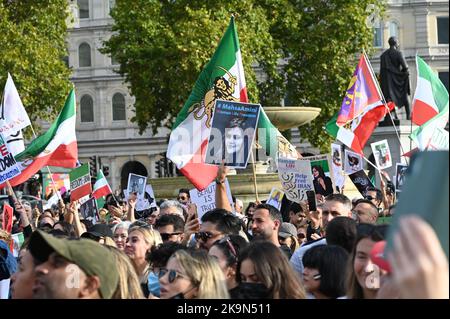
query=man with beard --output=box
[250,203,292,259]
[28,230,118,299]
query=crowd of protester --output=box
[0,163,448,300]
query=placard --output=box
[79,197,99,225]
[266,188,284,210]
[189,179,233,220]
[371,139,393,169]
[395,163,409,192]
[277,158,314,203]
[344,149,363,174]
[348,170,374,196]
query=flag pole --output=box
[249,148,259,202]
[28,125,62,201]
[363,50,409,165]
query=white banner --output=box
[189,179,233,220]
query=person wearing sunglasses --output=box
[208,235,248,298]
[159,249,229,299]
[196,209,241,250]
[155,214,185,243]
[302,245,349,299]
[352,199,379,224]
[177,189,190,206]
[364,187,383,209]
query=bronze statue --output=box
[380,36,411,120]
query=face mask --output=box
[147,272,160,297]
[238,282,270,299]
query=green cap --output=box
[28,230,119,299]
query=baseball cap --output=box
[279,222,298,239]
[28,230,119,299]
[81,224,114,239]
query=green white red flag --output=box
[92,169,112,199]
[69,163,92,201]
[0,89,78,189]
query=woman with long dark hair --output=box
[312,165,333,196]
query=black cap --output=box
[81,224,113,239]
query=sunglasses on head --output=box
[158,268,187,283]
[217,236,237,258]
[160,232,182,241]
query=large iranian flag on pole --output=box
[92,169,112,199]
[410,56,449,150]
[167,17,247,190]
[0,89,77,188]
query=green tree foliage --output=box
[104,0,384,151]
[0,0,72,132]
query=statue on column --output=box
[380,36,411,120]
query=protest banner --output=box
[348,170,374,196]
[127,173,147,200]
[205,100,260,169]
[301,154,336,197]
[395,163,409,192]
[331,143,345,192]
[344,149,363,174]
[371,139,393,169]
[80,197,99,224]
[189,179,233,220]
[0,135,21,184]
[278,158,314,203]
[266,188,284,210]
[69,163,92,201]
[2,203,13,233]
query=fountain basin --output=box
[263,106,321,131]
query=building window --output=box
[112,93,126,121]
[373,21,383,47]
[77,0,89,19]
[438,72,449,92]
[111,54,119,66]
[80,95,94,123]
[389,21,399,39]
[437,17,449,44]
[78,43,91,67]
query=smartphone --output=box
[306,190,317,212]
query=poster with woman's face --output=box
[266,187,284,210]
[127,173,147,200]
[302,154,336,197]
[395,163,408,192]
[205,100,261,168]
[344,149,363,174]
[331,143,345,191]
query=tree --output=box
[0,0,72,133]
[104,0,384,151]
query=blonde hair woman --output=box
[105,246,144,299]
[159,249,229,299]
[125,226,162,297]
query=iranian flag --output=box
[69,163,92,201]
[92,169,112,199]
[326,102,395,155]
[0,89,77,188]
[167,17,247,190]
[410,56,449,150]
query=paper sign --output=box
[371,139,393,169]
[302,154,336,197]
[136,184,157,211]
[127,173,147,200]
[69,163,92,201]
[344,149,363,174]
[266,188,284,210]
[278,158,314,203]
[348,170,374,196]
[426,127,449,151]
[43,192,60,210]
[331,143,345,191]
[0,135,22,184]
[395,163,408,192]
[205,100,261,169]
[80,197,99,225]
[2,203,13,233]
[189,179,233,220]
